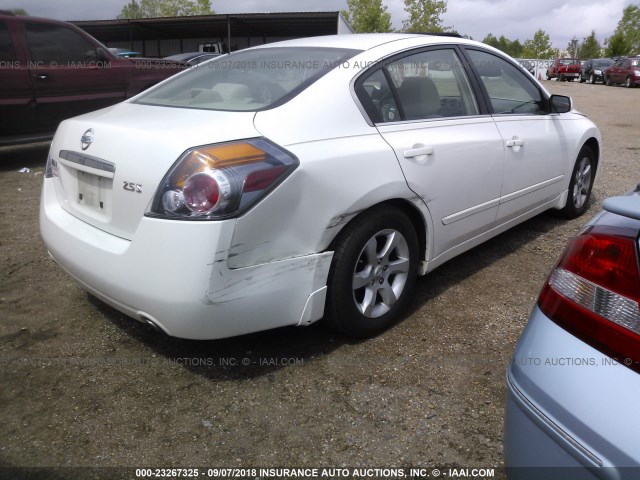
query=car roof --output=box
[250,33,470,51]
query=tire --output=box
[606,76,613,86]
[546,72,551,80]
[578,73,584,83]
[324,205,419,338]
[625,76,633,88]
[559,145,595,219]
[589,74,595,84]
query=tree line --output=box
[485,3,639,59]
[342,0,639,59]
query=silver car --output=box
[504,186,640,479]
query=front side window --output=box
[25,23,97,63]
[467,49,545,115]
[136,47,360,112]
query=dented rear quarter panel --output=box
[231,47,428,269]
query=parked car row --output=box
[545,56,640,88]
[574,56,639,87]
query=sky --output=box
[2,0,636,50]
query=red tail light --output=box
[148,138,298,220]
[538,225,640,372]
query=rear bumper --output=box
[504,307,640,479]
[40,177,332,339]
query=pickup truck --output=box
[0,12,187,146]
[546,58,581,82]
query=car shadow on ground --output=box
[89,295,348,380]
[92,205,577,382]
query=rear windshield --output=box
[135,47,360,111]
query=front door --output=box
[465,48,568,223]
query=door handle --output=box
[33,73,49,80]
[404,146,434,158]
[506,139,525,147]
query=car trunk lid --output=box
[48,102,259,240]
[602,190,640,222]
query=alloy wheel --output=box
[352,229,410,319]
[572,156,592,209]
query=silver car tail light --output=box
[538,225,640,372]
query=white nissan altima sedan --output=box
[40,34,601,340]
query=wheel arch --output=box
[327,198,430,269]
[583,137,600,175]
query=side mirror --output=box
[550,94,571,113]
[96,47,110,61]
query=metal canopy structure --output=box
[73,12,353,56]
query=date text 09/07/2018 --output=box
[135,467,496,479]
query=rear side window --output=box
[136,47,360,112]
[467,49,545,115]
[356,48,479,123]
[25,23,97,63]
[384,49,479,120]
[0,21,15,61]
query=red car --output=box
[546,58,581,82]
[604,56,640,88]
[0,12,186,146]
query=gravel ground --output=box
[0,80,638,478]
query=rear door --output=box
[24,20,126,130]
[0,18,38,138]
[357,47,505,259]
